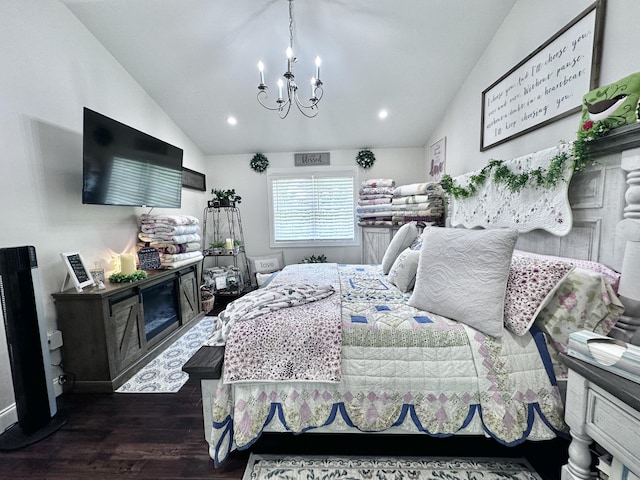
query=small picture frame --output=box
[181,167,206,191]
[60,251,95,293]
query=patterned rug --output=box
[242,455,542,480]
[116,316,215,393]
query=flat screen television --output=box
[82,107,183,208]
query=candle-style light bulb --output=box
[315,56,321,81]
[277,78,284,100]
[286,46,293,72]
[258,61,265,85]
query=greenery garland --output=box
[250,153,269,173]
[440,119,611,199]
[109,270,148,283]
[356,149,376,169]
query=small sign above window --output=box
[294,152,330,167]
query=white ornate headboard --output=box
[450,124,640,343]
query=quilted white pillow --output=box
[381,222,418,274]
[503,254,575,336]
[408,227,518,337]
[388,248,420,293]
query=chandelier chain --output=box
[289,0,294,54]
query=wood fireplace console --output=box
[52,262,203,393]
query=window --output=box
[268,167,357,247]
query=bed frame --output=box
[186,123,640,464]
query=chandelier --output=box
[257,0,323,119]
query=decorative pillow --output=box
[381,222,418,274]
[534,267,625,353]
[513,249,621,292]
[580,71,640,130]
[408,227,518,338]
[409,232,424,251]
[387,248,420,293]
[247,252,285,285]
[503,255,575,336]
[256,271,278,288]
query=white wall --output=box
[427,0,640,177]
[0,0,208,431]
[205,147,427,265]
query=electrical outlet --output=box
[47,330,63,350]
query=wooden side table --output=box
[560,353,640,480]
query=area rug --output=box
[116,316,214,393]
[242,454,542,480]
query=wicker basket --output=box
[201,296,215,313]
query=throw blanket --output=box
[138,232,201,244]
[140,224,200,235]
[450,143,574,235]
[139,214,199,225]
[208,283,335,346]
[393,182,443,197]
[219,264,343,384]
[361,178,395,188]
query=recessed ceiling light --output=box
[378,110,388,119]
[227,116,237,126]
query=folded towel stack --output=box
[137,214,204,268]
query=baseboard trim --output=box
[0,402,17,433]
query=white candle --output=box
[277,78,284,99]
[286,46,293,72]
[315,56,321,80]
[258,61,264,84]
[311,77,316,98]
[120,254,136,275]
[225,238,233,250]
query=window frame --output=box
[267,166,359,248]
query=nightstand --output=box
[560,353,640,480]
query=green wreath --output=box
[356,149,375,169]
[250,153,269,173]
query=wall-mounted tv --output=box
[82,107,183,208]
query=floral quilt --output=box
[208,264,566,466]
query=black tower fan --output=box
[0,246,68,450]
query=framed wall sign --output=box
[60,251,95,292]
[294,152,330,166]
[480,0,605,151]
[428,137,446,181]
[181,167,206,191]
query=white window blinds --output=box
[268,168,357,247]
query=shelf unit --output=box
[201,205,251,297]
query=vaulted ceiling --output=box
[61,0,516,155]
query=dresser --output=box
[560,353,640,480]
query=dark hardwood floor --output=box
[0,373,570,479]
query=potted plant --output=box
[300,254,327,264]
[209,240,226,255]
[209,188,242,208]
[233,239,243,253]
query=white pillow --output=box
[408,227,518,337]
[247,252,285,285]
[256,271,278,287]
[381,222,418,274]
[388,248,420,293]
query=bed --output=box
[192,132,640,467]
